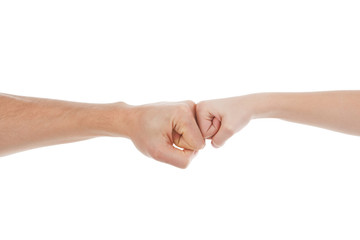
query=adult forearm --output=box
[252,91,360,136]
[0,93,130,156]
[0,93,203,168]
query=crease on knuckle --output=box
[196,101,206,113]
[177,103,191,114]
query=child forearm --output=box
[253,91,360,136]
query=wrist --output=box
[106,102,135,138]
[80,102,134,138]
[247,93,284,119]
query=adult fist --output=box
[125,101,205,168]
[196,96,255,148]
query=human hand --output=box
[124,101,205,168]
[196,95,257,148]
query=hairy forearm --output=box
[0,93,130,156]
[251,91,360,136]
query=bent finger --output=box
[174,116,205,151]
[211,120,235,148]
[196,103,221,139]
[156,144,198,169]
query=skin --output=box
[0,93,204,168]
[196,91,360,148]
[2,91,360,168]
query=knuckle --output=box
[194,142,205,151]
[181,102,192,111]
[184,100,196,108]
[192,137,205,150]
[176,103,192,116]
[196,101,210,116]
[196,101,206,111]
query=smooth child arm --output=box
[196,91,360,147]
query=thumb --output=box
[173,115,205,151]
[154,143,198,169]
[211,119,235,148]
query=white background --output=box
[1,0,360,239]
